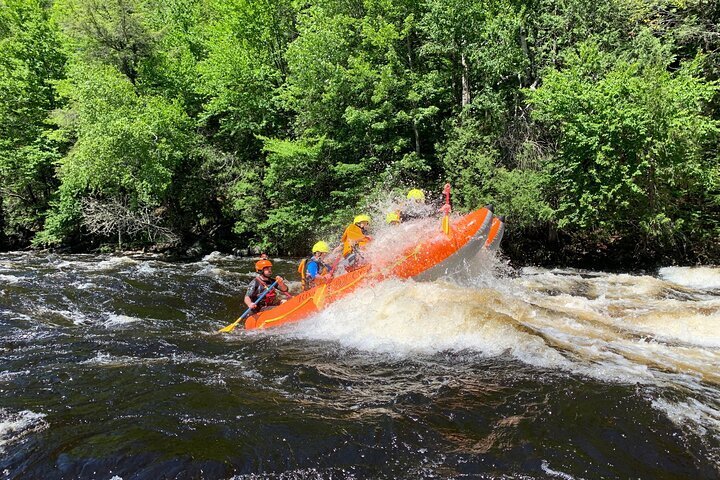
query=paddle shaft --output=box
[443,183,451,212]
[244,279,279,315]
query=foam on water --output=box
[81,351,250,371]
[81,352,170,367]
[134,261,156,275]
[202,251,236,262]
[652,397,720,440]
[660,266,720,290]
[193,265,234,280]
[93,256,140,272]
[0,409,48,452]
[35,306,92,326]
[625,300,720,348]
[0,274,20,284]
[0,370,29,381]
[103,314,145,328]
[289,278,571,370]
[280,262,720,450]
[541,460,578,480]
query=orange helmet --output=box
[255,259,272,272]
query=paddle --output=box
[441,183,452,235]
[218,280,279,333]
[328,253,343,276]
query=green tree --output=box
[527,41,719,251]
[36,63,198,246]
[0,0,66,246]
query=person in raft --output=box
[400,188,435,222]
[386,211,401,225]
[244,259,289,313]
[298,241,333,291]
[336,214,372,271]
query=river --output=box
[1,251,718,479]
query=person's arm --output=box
[275,276,288,292]
[244,295,256,310]
[306,261,319,280]
[245,281,257,309]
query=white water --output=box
[659,266,720,290]
[282,260,720,452]
[0,409,48,452]
[1,250,718,473]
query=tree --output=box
[35,63,198,246]
[527,41,719,251]
[0,0,66,246]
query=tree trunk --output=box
[461,52,471,106]
[0,195,6,250]
[413,120,421,155]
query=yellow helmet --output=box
[353,214,371,224]
[312,241,330,253]
[407,188,425,201]
[385,211,400,224]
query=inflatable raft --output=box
[244,206,503,330]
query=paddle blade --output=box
[442,214,451,236]
[217,319,241,333]
[312,284,328,310]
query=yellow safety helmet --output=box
[312,241,330,254]
[407,188,425,201]
[386,211,400,224]
[353,214,371,224]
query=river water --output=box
[0,251,718,479]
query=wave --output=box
[659,266,720,290]
[0,409,48,452]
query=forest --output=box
[1,0,718,267]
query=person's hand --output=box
[249,303,257,310]
[365,235,373,242]
[439,204,451,215]
[275,276,285,284]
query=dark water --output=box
[1,252,719,479]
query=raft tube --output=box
[410,206,494,282]
[484,215,505,251]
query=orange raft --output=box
[244,205,496,330]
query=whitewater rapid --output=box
[0,251,718,477]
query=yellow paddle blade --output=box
[312,284,328,310]
[217,317,242,333]
[442,214,451,236]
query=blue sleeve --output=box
[306,261,320,279]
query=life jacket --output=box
[254,276,276,308]
[341,224,370,257]
[298,256,329,291]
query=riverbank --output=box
[3,231,716,274]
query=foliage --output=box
[35,62,198,245]
[0,0,717,264]
[527,41,719,248]
[0,0,65,246]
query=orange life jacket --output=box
[341,223,370,257]
[297,256,329,291]
[254,276,276,307]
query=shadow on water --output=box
[0,252,718,479]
